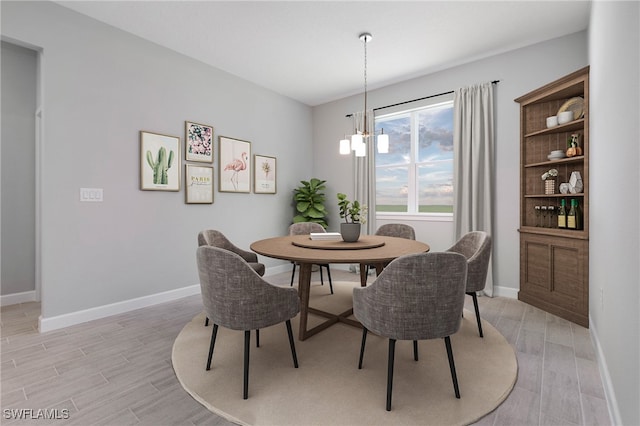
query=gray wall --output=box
[1,41,37,296]
[313,31,588,295]
[1,1,313,318]
[589,2,640,425]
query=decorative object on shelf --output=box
[254,154,276,194]
[559,183,570,194]
[339,33,388,157]
[219,136,251,193]
[547,205,556,228]
[568,171,583,194]
[293,178,328,228]
[337,193,367,242]
[140,131,180,191]
[566,133,582,157]
[185,121,213,163]
[548,149,566,160]
[185,165,213,204]
[534,205,541,227]
[541,168,558,194]
[546,116,558,128]
[557,110,574,125]
[557,96,584,120]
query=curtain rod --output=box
[345,80,500,117]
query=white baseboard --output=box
[493,285,518,299]
[1,290,36,307]
[37,263,301,333]
[38,285,201,333]
[589,318,619,426]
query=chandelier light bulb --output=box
[339,138,351,155]
[377,132,389,154]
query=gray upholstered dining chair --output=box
[196,245,300,400]
[198,229,265,276]
[288,222,333,294]
[446,231,492,338]
[364,223,416,276]
[353,251,468,411]
[198,229,266,327]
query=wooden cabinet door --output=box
[519,232,589,327]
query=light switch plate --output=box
[80,188,103,202]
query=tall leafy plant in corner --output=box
[293,178,328,229]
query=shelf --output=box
[524,156,584,168]
[516,67,589,329]
[524,193,584,198]
[519,226,589,240]
[524,119,584,138]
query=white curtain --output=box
[352,110,376,235]
[453,83,495,296]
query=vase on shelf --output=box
[544,179,556,195]
[340,223,361,242]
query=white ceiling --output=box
[55,1,591,106]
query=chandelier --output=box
[339,32,389,157]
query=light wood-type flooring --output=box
[1,269,611,425]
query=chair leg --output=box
[413,340,419,361]
[324,264,334,294]
[358,327,368,369]
[444,336,460,398]
[386,339,396,411]
[204,316,209,326]
[206,324,218,370]
[290,263,296,286]
[243,330,250,399]
[319,265,324,286]
[468,292,484,338]
[285,320,299,368]
[256,329,260,348]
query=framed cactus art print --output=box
[140,131,181,191]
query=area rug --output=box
[172,281,517,425]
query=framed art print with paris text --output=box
[254,154,276,194]
[185,165,214,204]
[185,121,213,163]
[140,131,180,191]
[219,136,251,193]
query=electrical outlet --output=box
[600,287,604,311]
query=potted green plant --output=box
[293,178,328,229]
[337,193,368,242]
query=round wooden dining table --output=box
[250,235,430,340]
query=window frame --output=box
[374,94,454,221]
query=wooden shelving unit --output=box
[515,66,590,327]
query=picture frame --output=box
[254,154,277,194]
[140,131,180,191]
[219,136,251,193]
[185,165,214,204]
[185,121,214,163]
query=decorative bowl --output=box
[557,111,573,124]
[546,116,558,128]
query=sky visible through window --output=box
[375,102,453,213]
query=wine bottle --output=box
[567,199,583,230]
[558,199,567,229]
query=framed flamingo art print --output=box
[254,154,276,194]
[219,136,251,193]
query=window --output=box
[374,96,454,216]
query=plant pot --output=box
[340,223,361,242]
